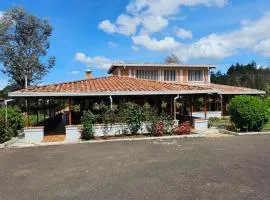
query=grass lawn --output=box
[209,117,231,127]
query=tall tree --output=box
[0,6,55,88]
[165,54,180,64]
[211,61,270,92]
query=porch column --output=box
[220,94,223,117]
[43,98,46,120]
[36,99,39,125]
[25,98,29,127]
[204,95,208,119]
[68,97,72,125]
[189,95,193,117]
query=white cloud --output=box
[0,12,3,19]
[98,0,227,36]
[74,52,114,69]
[132,34,181,51]
[126,0,227,17]
[254,39,270,57]
[176,28,193,39]
[99,14,139,36]
[98,20,116,33]
[108,41,118,47]
[140,15,168,33]
[115,14,140,36]
[174,12,270,60]
[68,70,80,75]
[132,46,140,51]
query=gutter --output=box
[8,90,216,97]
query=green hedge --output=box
[0,116,12,143]
[0,106,24,137]
[230,95,270,131]
[81,110,95,140]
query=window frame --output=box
[187,69,205,82]
[163,69,177,82]
[135,69,159,81]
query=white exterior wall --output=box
[64,123,149,139]
[192,111,222,119]
[24,127,44,142]
[65,126,81,141]
[93,123,148,137]
[194,119,208,131]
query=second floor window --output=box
[136,69,159,80]
[188,69,204,82]
[164,70,176,81]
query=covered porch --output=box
[8,75,265,142]
[19,93,225,142]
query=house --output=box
[8,63,265,142]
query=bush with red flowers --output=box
[172,121,191,135]
[152,121,164,136]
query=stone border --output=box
[0,137,20,148]
[0,133,205,149]
[219,128,270,136]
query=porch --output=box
[21,93,227,142]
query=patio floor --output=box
[43,124,66,142]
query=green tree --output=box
[211,62,270,92]
[0,6,55,87]
[165,54,181,64]
[0,83,18,98]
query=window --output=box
[164,70,176,81]
[136,69,159,80]
[188,70,204,82]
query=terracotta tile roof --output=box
[8,76,265,97]
[210,84,265,94]
[9,76,213,97]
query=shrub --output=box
[0,106,24,137]
[208,117,221,127]
[80,110,95,140]
[230,95,270,132]
[265,97,270,108]
[159,111,173,135]
[144,103,173,136]
[0,116,12,143]
[152,121,164,136]
[121,102,144,134]
[172,121,191,135]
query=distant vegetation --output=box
[211,61,270,95]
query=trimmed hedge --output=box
[230,95,270,131]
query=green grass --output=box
[208,117,231,127]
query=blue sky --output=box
[1,0,270,89]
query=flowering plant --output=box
[152,121,164,136]
[172,121,191,135]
